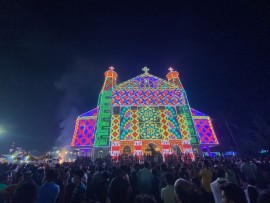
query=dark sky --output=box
[0,0,269,154]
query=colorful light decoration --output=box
[191,108,219,145]
[71,67,219,157]
[71,108,98,147]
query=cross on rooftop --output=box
[109,66,114,70]
[142,66,149,74]
[168,67,174,72]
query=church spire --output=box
[102,66,118,91]
[166,67,183,88]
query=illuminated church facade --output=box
[71,67,219,158]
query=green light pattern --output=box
[94,90,112,146]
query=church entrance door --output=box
[144,143,160,156]
[172,145,181,155]
[123,146,132,155]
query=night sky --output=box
[0,1,269,154]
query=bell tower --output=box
[94,66,117,150]
[166,67,183,88]
[102,66,118,91]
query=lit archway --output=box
[144,143,160,156]
[123,146,132,155]
[172,144,181,155]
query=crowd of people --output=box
[0,153,269,203]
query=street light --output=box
[0,127,7,134]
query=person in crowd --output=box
[161,172,175,203]
[121,164,130,183]
[244,178,259,203]
[241,159,257,181]
[191,177,204,197]
[81,166,89,185]
[35,167,45,186]
[199,160,214,202]
[220,182,247,203]
[174,178,203,203]
[92,166,102,186]
[159,163,168,192]
[137,162,153,195]
[210,168,228,203]
[257,189,270,203]
[224,164,238,185]
[12,182,38,203]
[0,174,7,202]
[108,167,132,203]
[134,194,157,203]
[37,169,60,203]
[21,171,36,185]
[70,170,86,203]
[0,175,7,191]
[95,171,110,203]
[55,169,65,203]
[1,154,270,203]
[178,167,189,181]
[130,163,140,193]
[62,168,71,189]
[152,167,160,202]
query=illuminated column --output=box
[166,67,183,88]
[94,67,118,147]
[134,140,142,156]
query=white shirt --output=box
[210,178,228,203]
[161,185,175,203]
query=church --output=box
[71,67,219,158]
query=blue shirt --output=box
[37,182,60,203]
[71,183,86,203]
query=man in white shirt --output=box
[161,172,175,203]
[210,168,228,203]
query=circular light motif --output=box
[139,107,159,122]
[140,122,160,139]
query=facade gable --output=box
[115,73,181,90]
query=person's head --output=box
[115,167,125,177]
[144,161,150,169]
[203,160,210,168]
[164,172,174,186]
[247,185,258,203]
[120,164,128,175]
[180,167,186,173]
[13,182,38,203]
[174,178,199,203]
[134,194,156,203]
[82,166,88,173]
[216,168,226,178]
[23,171,32,180]
[161,163,167,172]
[37,167,45,174]
[191,177,201,189]
[45,169,57,182]
[257,189,270,203]
[73,170,84,184]
[133,163,140,171]
[220,182,247,203]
